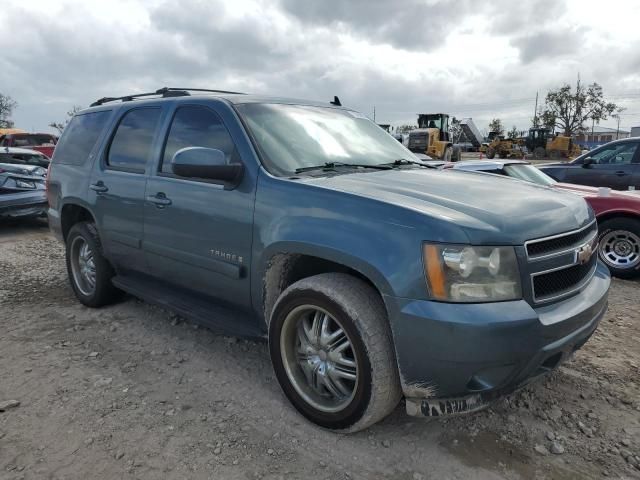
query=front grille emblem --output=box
[576,243,594,265]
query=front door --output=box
[564,141,640,190]
[142,103,255,308]
[89,106,164,273]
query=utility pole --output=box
[533,91,538,127]
[615,114,621,140]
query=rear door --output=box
[89,106,164,273]
[142,103,255,308]
[563,141,640,190]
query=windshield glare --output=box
[237,103,419,176]
[503,164,556,186]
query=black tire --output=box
[442,147,452,162]
[486,148,496,159]
[549,149,561,160]
[269,273,401,432]
[597,218,640,279]
[534,147,546,159]
[65,222,122,307]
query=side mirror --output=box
[582,157,593,167]
[171,147,243,187]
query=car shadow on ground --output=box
[0,216,49,240]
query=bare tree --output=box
[507,125,519,139]
[49,105,83,135]
[540,80,617,136]
[0,93,17,128]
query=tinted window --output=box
[53,111,111,165]
[108,108,161,171]
[588,142,639,165]
[0,152,49,167]
[160,106,237,174]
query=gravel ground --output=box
[1,218,639,480]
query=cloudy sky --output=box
[1,0,639,135]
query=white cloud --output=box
[1,0,639,134]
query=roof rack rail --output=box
[90,87,246,107]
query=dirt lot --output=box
[1,219,639,480]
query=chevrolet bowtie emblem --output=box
[576,243,594,265]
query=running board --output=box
[112,275,265,339]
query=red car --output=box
[0,132,58,159]
[447,159,640,278]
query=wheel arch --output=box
[60,201,97,242]
[260,246,391,326]
[596,209,640,226]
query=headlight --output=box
[15,179,36,189]
[423,244,521,302]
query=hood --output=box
[302,169,593,244]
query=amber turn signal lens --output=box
[424,244,446,300]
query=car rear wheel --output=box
[597,218,640,279]
[66,222,122,307]
[269,273,401,432]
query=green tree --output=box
[507,125,519,139]
[0,93,17,128]
[540,81,617,136]
[49,105,83,135]
[488,118,504,135]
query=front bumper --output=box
[384,261,610,417]
[0,192,48,218]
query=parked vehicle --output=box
[48,87,610,432]
[447,159,640,278]
[0,148,49,218]
[0,132,58,159]
[539,137,640,191]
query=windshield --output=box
[503,164,556,186]
[236,103,419,176]
[11,134,57,147]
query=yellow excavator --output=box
[407,114,454,161]
[485,131,523,159]
[525,128,581,159]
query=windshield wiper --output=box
[382,158,439,169]
[294,162,392,174]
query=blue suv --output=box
[47,88,610,431]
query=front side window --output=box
[587,142,638,165]
[160,106,237,174]
[53,110,111,165]
[107,108,161,172]
[236,103,418,176]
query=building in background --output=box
[574,126,630,148]
[631,126,640,138]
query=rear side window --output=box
[52,111,111,165]
[107,108,161,172]
[160,106,237,174]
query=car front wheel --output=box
[598,218,640,279]
[269,273,401,432]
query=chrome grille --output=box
[526,221,597,259]
[526,222,599,303]
[532,254,597,302]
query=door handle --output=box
[89,181,108,193]
[147,193,172,207]
[615,171,629,176]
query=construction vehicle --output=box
[485,131,523,159]
[407,114,455,161]
[525,127,581,159]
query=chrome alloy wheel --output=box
[280,305,359,413]
[70,236,96,296]
[599,230,640,269]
